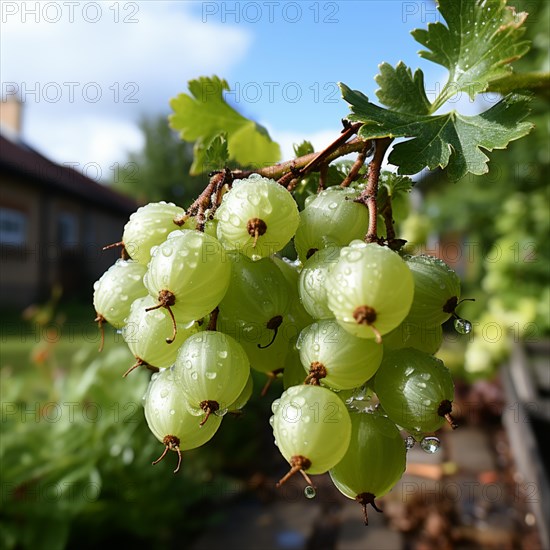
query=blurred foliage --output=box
[0,297,276,549]
[0,344,226,549]
[112,116,208,207]
[417,0,550,378]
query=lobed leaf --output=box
[375,62,432,115]
[340,83,533,181]
[411,0,530,102]
[169,76,280,174]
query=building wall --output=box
[0,173,132,307]
[0,175,42,305]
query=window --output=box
[58,212,79,248]
[0,207,27,245]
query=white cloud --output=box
[1,1,253,171]
[1,3,252,105]
[24,112,144,181]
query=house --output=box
[0,97,137,307]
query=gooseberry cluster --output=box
[93,173,466,523]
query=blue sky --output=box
[1,1,447,179]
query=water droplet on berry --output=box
[420,436,441,454]
[454,318,472,334]
[405,436,416,450]
[304,486,316,499]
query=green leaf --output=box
[169,76,280,174]
[379,172,414,197]
[340,83,533,181]
[375,62,432,115]
[293,140,315,157]
[411,0,530,105]
[203,133,229,173]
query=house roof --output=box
[0,132,137,215]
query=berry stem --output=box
[199,400,220,426]
[340,140,372,188]
[260,368,284,397]
[438,399,458,429]
[380,193,396,243]
[276,455,313,487]
[247,218,267,247]
[102,241,128,259]
[123,357,146,378]
[257,315,283,349]
[94,314,105,352]
[355,492,383,526]
[145,290,178,343]
[207,307,219,331]
[355,137,393,243]
[152,435,182,473]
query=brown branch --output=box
[296,122,363,175]
[231,134,367,185]
[181,169,233,230]
[380,198,396,242]
[280,123,365,190]
[340,140,372,188]
[355,138,393,243]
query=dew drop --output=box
[420,436,441,454]
[160,389,169,398]
[205,372,217,380]
[454,317,472,334]
[346,250,363,262]
[405,436,416,450]
[304,486,316,499]
[218,350,228,359]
